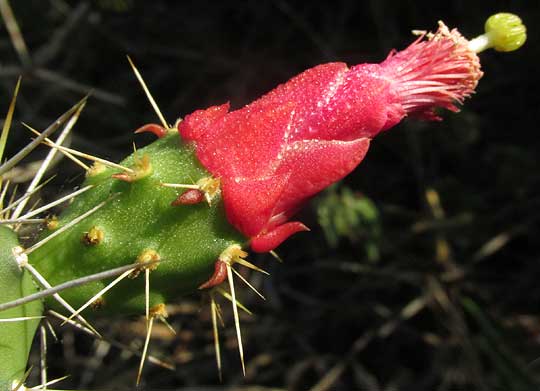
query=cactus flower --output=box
[0,14,526,387]
[27,12,526,317]
[179,22,483,252]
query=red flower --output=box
[178,22,482,253]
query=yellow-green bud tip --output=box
[485,13,526,52]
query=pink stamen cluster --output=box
[382,22,483,120]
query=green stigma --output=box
[485,13,526,52]
[468,13,526,53]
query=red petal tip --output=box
[250,222,309,253]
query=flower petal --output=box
[273,137,371,217]
[313,64,401,139]
[184,102,296,178]
[178,102,230,141]
[179,63,351,179]
[250,221,309,253]
[221,173,290,237]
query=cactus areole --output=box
[29,16,526,315]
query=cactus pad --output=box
[29,133,245,315]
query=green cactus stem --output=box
[29,132,245,315]
[0,225,42,390]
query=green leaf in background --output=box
[316,185,381,262]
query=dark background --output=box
[1,1,539,390]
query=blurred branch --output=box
[0,0,31,67]
[34,68,125,106]
[34,2,90,66]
